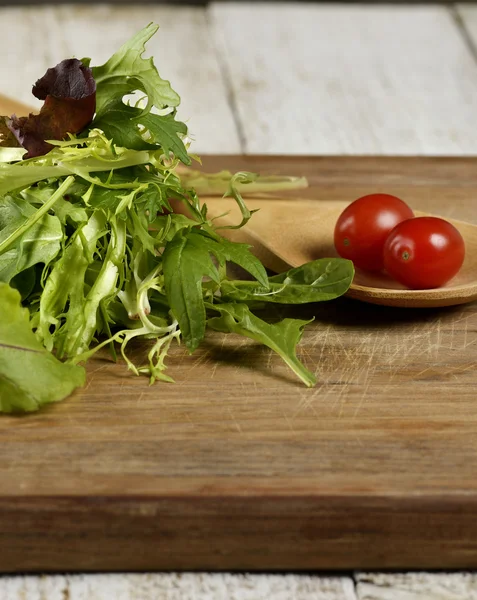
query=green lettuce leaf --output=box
[0,196,62,283]
[20,182,88,225]
[91,23,180,119]
[0,283,85,412]
[0,138,155,196]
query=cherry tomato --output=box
[334,194,414,270]
[383,217,465,289]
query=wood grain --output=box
[356,572,477,600]
[2,156,477,571]
[210,3,477,155]
[0,573,358,600]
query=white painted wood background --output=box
[2,2,477,598]
[3,3,477,156]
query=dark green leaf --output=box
[93,101,152,151]
[137,186,172,219]
[150,213,200,243]
[10,266,36,300]
[206,302,316,387]
[221,258,354,304]
[94,101,190,165]
[162,229,219,352]
[191,230,268,287]
[139,110,190,165]
[87,185,123,212]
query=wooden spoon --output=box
[0,93,35,116]
[201,196,477,308]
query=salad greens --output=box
[0,283,85,412]
[0,23,354,412]
[4,58,96,158]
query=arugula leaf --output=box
[94,101,190,165]
[191,230,269,287]
[150,213,201,243]
[134,109,189,165]
[162,227,269,353]
[93,101,153,151]
[206,302,316,387]
[0,283,85,412]
[91,23,180,119]
[136,184,173,221]
[221,258,354,304]
[162,229,220,352]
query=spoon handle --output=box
[0,94,35,116]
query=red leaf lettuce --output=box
[0,58,96,158]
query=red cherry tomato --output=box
[383,217,465,289]
[334,194,414,270]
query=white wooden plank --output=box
[0,573,358,600]
[356,572,477,600]
[0,5,241,154]
[457,4,477,50]
[210,3,477,155]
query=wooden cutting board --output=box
[3,153,477,572]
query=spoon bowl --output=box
[202,196,477,307]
